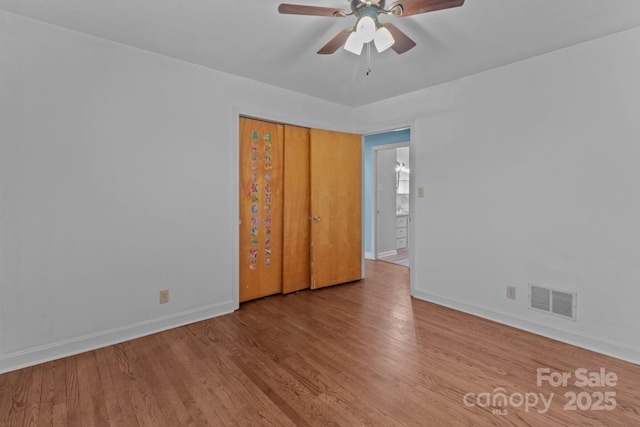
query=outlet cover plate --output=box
[160,290,169,304]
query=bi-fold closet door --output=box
[239,117,361,303]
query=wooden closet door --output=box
[282,125,311,293]
[239,118,284,302]
[309,129,362,289]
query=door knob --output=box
[313,216,321,222]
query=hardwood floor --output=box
[379,249,409,268]
[1,260,639,426]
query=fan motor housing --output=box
[350,0,386,14]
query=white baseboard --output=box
[412,290,640,366]
[0,301,236,374]
[378,250,398,258]
[365,252,374,260]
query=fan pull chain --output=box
[366,42,372,76]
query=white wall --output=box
[0,11,353,373]
[355,28,640,364]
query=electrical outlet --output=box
[418,187,425,198]
[507,286,516,300]
[159,290,169,304]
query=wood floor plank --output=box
[1,260,640,426]
[158,329,237,426]
[63,356,83,426]
[156,326,288,426]
[51,359,68,426]
[0,366,30,426]
[93,346,139,426]
[90,352,124,427]
[36,361,56,427]
[118,339,174,427]
[23,364,44,426]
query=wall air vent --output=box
[528,284,577,321]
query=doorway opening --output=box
[364,128,411,269]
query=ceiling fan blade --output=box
[389,0,464,17]
[381,23,416,54]
[278,3,348,17]
[317,29,352,54]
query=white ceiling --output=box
[2,0,640,107]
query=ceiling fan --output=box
[278,0,465,55]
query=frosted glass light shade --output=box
[344,31,364,55]
[374,26,395,52]
[356,16,376,43]
[344,16,393,55]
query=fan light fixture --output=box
[278,0,466,56]
[344,16,395,55]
